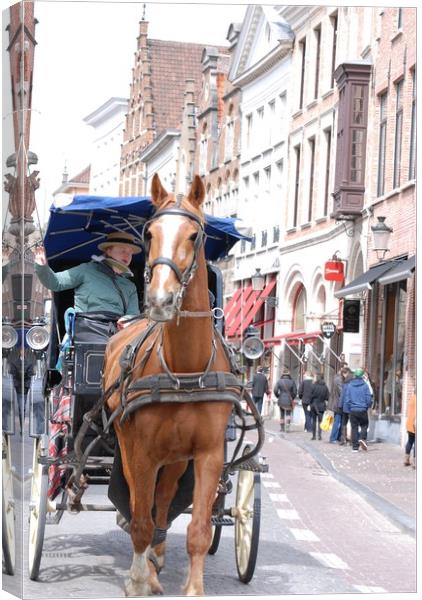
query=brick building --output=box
[119,19,204,197]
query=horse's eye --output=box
[144,230,152,242]
[189,233,198,242]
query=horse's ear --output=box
[187,175,205,208]
[151,173,169,207]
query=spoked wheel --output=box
[28,437,49,580]
[234,445,261,583]
[208,522,223,555]
[2,433,16,575]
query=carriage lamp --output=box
[251,268,265,291]
[371,216,393,261]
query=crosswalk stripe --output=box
[262,481,281,488]
[289,528,320,542]
[269,493,289,503]
[261,472,274,478]
[276,508,300,520]
[310,552,350,570]
[353,586,387,593]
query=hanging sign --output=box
[321,321,337,339]
[343,299,360,333]
[324,260,344,282]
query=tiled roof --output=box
[149,39,204,133]
[70,165,91,184]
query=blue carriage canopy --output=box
[43,194,252,268]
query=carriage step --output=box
[211,516,234,526]
[233,457,269,473]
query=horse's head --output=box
[143,173,206,322]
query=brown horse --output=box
[103,174,234,596]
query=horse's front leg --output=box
[183,449,224,596]
[125,459,158,597]
[151,460,188,576]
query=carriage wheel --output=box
[28,437,49,580]
[234,446,261,584]
[2,433,16,575]
[208,523,223,555]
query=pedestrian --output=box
[328,368,343,443]
[251,366,269,415]
[339,367,354,445]
[343,367,373,452]
[34,231,142,323]
[310,373,329,440]
[404,392,416,468]
[273,368,297,432]
[8,347,35,435]
[298,370,313,432]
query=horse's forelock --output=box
[154,194,204,225]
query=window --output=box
[323,127,332,215]
[257,106,264,147]
[246,114,253,148]
[409,70,416,180]
[273,225,280,243]
[250,234,256,251]
[308,137,316,222]
[350,85,366,184]
[293,286,306,331]
[293,145,301,227]
[299,38,306,109]
[330,12,338,88]
[314,26,321,99]
[268,100,275,145]
[261,230,267,247]
[199,124,208,174]
[253,171,260,198]
[225,108,234,162]
[393,80,403,188]
[377,92,388,196]
[397,8,403,29]
[264,166,271,194]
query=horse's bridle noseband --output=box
[142,207,206,308]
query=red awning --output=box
[264,330,322,346]
[226,278,277,338]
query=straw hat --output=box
[97,232,142,254]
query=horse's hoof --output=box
[125,579,152,597]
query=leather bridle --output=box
[142,207,206,309]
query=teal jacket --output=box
[35,260,140,318]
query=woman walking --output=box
[310,373,329,440]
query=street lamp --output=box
[251,268,265,291]
[371,216,393,261]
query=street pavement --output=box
[2,415,417,598]
[264,418,416,538]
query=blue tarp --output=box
[44,195,250,268]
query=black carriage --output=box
[28,194,268,583]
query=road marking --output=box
[269,493,289,503]
[276,508,300,520]
[262,481,281,488]
[289,528,320,542]
[261,472,274,479]
[354,586,387,593]
[310,552,350,570]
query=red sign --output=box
[324,260,344,282]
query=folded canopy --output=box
[43,194,251,268]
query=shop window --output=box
[373,281,407,417]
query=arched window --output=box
[292,285,306,331]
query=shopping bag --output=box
[320,411,334,432]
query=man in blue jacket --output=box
[343,368,373,452]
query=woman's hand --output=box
[34,245,47,265]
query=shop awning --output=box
[265,330,322,346]
[377,255,415,286]
[226,279,276,338]
[334,261,397,298]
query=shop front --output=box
[335,255,416,444]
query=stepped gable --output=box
[149,39,204,133]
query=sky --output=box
[2,0,249,226]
